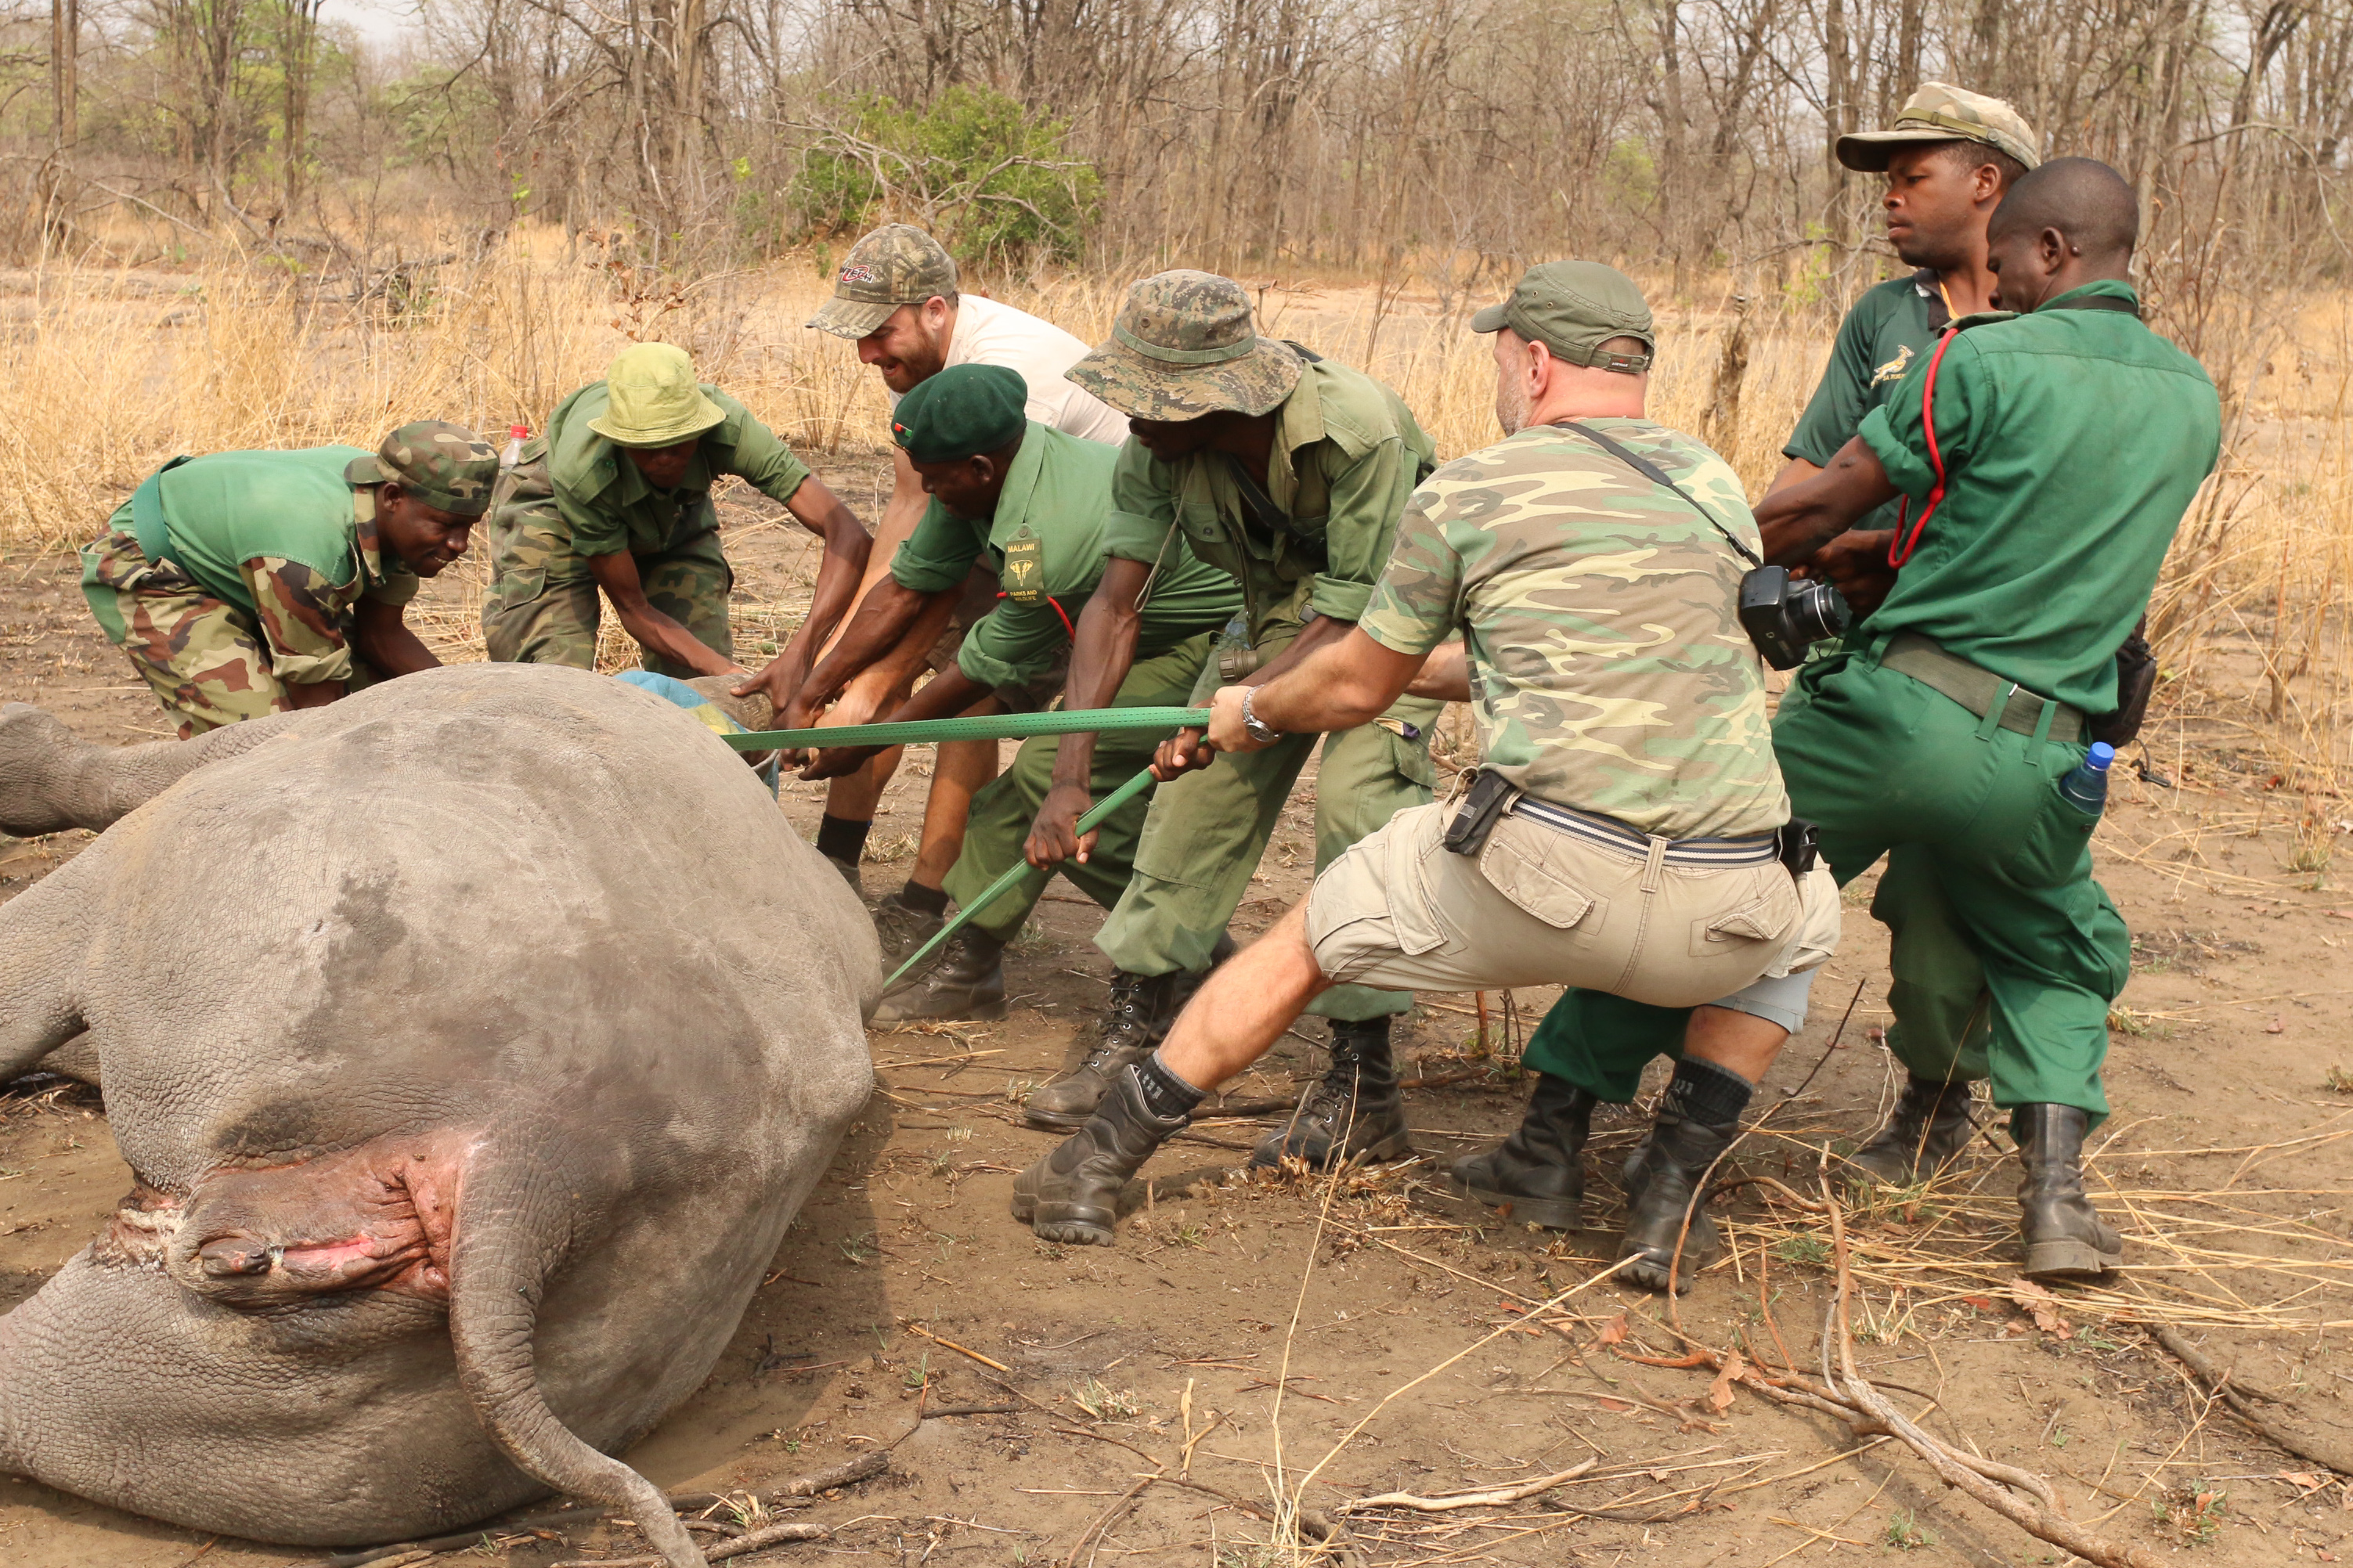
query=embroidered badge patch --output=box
[1870,343,1916,388]
[1000,532,1045,604]
[839,265,881,285]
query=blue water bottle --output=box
[2059,741,2116,815]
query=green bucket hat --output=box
[1065,270,1303,421]
[1837,82,2041,173]
[1471,261,1655,373]
[588,344,728,448]
[343,420,499,517]
[807,225,959,340]
[893,364,1029,463]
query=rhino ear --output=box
[444,1157,702,1568]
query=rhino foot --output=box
[0,702,96,838]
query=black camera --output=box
[1738,566,1853,670]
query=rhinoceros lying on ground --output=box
[0,664,876,1566]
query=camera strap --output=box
[1887,328,1961,568]
[1555,422,1763,568]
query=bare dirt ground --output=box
[3,477,2352,1568]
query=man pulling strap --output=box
[1007,263,1839,1269]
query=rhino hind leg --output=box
[0,871,89,1080]
[0,701,314,836]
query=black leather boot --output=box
[1025,936,1237,1130]
[1850,1073,1978,1185]
[1440,1073,1595,1230]
[1617,1061,1749,1294]
[2017,1104,2124,1278]
[872,891,947,965]
[1012,1064,1188,1245]
[1250,1016,1412,1170]
[871,932,1006,1024]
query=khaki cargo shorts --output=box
[1305,800,1839,1009]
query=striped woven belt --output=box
[1510,795,1779,867]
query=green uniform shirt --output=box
[1362,420,1788,840]
[139,447,414,616]
[541,381,812,558]
[1858,280,2221,716]
[891,422,1243,689]
[1785,270,1948,534]
[1099,358,1438,628]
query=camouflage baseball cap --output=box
[1837,82,2041,173]
[1471,261,1655,373]
[807,225,960,340]
[1065,270,1303,420]
[344,420,499,517]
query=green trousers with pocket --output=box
[1524,645,2128,1137]
[945,634,1213,942]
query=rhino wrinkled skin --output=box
[0,664,877,1565]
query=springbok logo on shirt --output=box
[1870,344,1916,388]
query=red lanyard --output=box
[998,589,1077,640]
[1887,327,1961,568]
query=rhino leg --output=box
[0,863,91,1080]
[0,701,313,836]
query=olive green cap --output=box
[892,364,1029,463]
[342,420,499,517]
[807,224,960,340]
[1065,270,1303,420]
[587,344,727,448]
[1837,81,2041,173]
[1471,261,1655,373]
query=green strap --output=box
[724,705,1208,753]
[882,765,1162,990]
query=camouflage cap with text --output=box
[343,420,499,517]
[1064,270,1303,421]
[1837,82,2041,173]
[807,225,961,340]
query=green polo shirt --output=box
[890,421,1243,689]
[1098,358,1437,629]
[1786,270,1948,535]
[1857,280,2220,716]
[133,445,414,617]
[541,380,812,558]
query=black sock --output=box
[815,814,871,865]
[898,879,948,916]
[1662,1057,1754,1126]
[1135,1050,1206,1121]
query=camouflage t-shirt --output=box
[1359,419,1788,840]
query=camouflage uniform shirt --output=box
[540,381,812,565]
[125,445,419,686]
[1360,419,1789,840]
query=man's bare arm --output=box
[800,662,991,780]
[1200,629,1427,755]
[1026,557,1150,867]
[734,477,873,709]
[584,550,743,678]
[1762,456,1824,499]
[1752,437,1900,565]
[352,598,440,677]
[1404,640,1469,701]
[778,578,940,730]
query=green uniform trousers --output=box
[480,453,735,676]
[1525,647,2128,1137]
[1093,599,1442,1021]
[944,634,1214,942]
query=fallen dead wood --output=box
[1335,1458,1598,1513]
[552,1518,833,1568]
[2148,1322,2353,1476]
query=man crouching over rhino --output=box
[0,665,875,1566]
[1012,265,1839,1291]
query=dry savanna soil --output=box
[3,481,2352,1568]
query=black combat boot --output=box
[1850,1074,1977,1185]
[871,932,1007,1024]
[1012,1064,1191,1245]
[872,891,947,965]
[1250,1016,1412,1170]
[1439,1072,1596,1231]
[1616,1058,1750,1294]
[1024,937,1236,1130]
[2016,1104,2124,1278]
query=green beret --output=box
[892,364,1029,463]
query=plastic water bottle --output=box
[500,424,529,473]
[2059,741,2116,815]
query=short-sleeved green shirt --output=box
[1098,358,1437,630]
[1785,271,1948,534]
[891,422,1242,689]
[1858,281,2221,715]
[1361,420,1788,841]
[541,381,812,558]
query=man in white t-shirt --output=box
[744,225,1125,958]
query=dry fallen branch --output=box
[2148,1322,2353,1475]
[1335,1458,1598,1514]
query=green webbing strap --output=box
[724,705,1208,753]
[882,765,1162,989]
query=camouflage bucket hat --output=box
[807,225,959,340]
[1837,81,2041,172]
[1065,271,1303,421]
[344,420,499,517]
[588,343,727,448]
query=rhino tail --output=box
[445,1158,702,1568]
